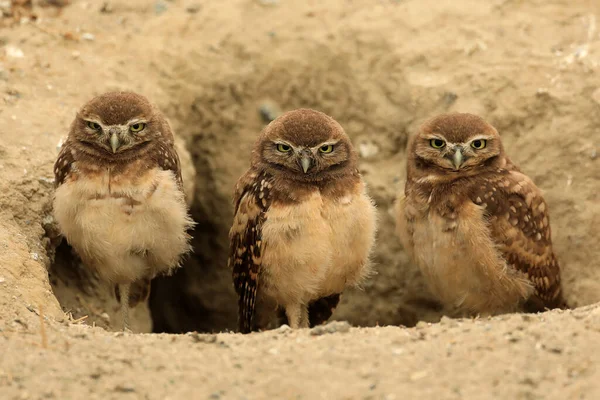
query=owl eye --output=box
[319,145,334,154]
[430,139,446,149]
[87,121,101,131]
[471,139,487,149]
[130,123,146,133]
[276,143,292,153]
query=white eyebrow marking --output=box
[468,135,494,142]
[127,118,147,125]
[313,140,340,148]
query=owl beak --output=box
[452,147,464,170]
[300,156,312,173]
[298,149,314,173]
[110,133,120,153]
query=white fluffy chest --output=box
[260,188,376,303]
[408,202,532,313]
[53,167,192,283]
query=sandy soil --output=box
[1,0,599,398]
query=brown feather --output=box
[229,170,272,333]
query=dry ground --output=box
[1,0,599,398]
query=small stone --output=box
[81,33,96,41]
[5,46,24,58]
[439,316,457,327]
[0,277,5,283]
[442,91,458,105]
[275,324,291,333]
[189,332,218,343]
[358,141,380,159]
[100,312,110,322]
[391,347,404,355]
[310,321,351,336]
[415,321,429,329]
[99,2,113,13]
[30,252,39,261]
[154,1,168,15]
[410,370,428,381]
[186,4,201,13]
[114,384,135,393]
[259,101,281,123]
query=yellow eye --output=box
[277,143,292,152]
[471,139,487,149]
[87,121,101,131]
[130,123,146,133]
[319,145,334,154]
[430,139,446,149]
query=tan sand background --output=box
[0,0,599,398]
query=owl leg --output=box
[285,303,309,329]
[118,283,131,332]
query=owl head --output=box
[251,109,358,182]
[68,91,172,161]
[408,113,506,178]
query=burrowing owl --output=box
[53,92,194,331]
[229,109,377,333]
[396,113,566,316]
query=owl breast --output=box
[400,195,532,314]
[53,163,192,284]
[260,182,376,306]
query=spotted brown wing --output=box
[472,170,566,311]
[154,141,184,190]
[229,171,272,333]
[53,141,76,188]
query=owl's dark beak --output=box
[110,132,120,153]
[298,149,314,173]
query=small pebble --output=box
[189,332,217,343]
[81,33,96,41]
[358,141,380,158]
[5,46,24,58]
[155,1,168,15]
[114,384,135,393]
[186,4,201,13]
[259,101,281,123]
[275,324,292,333]
[410,370,428,381]
[310,321,351,336]
[99,2,113,13]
